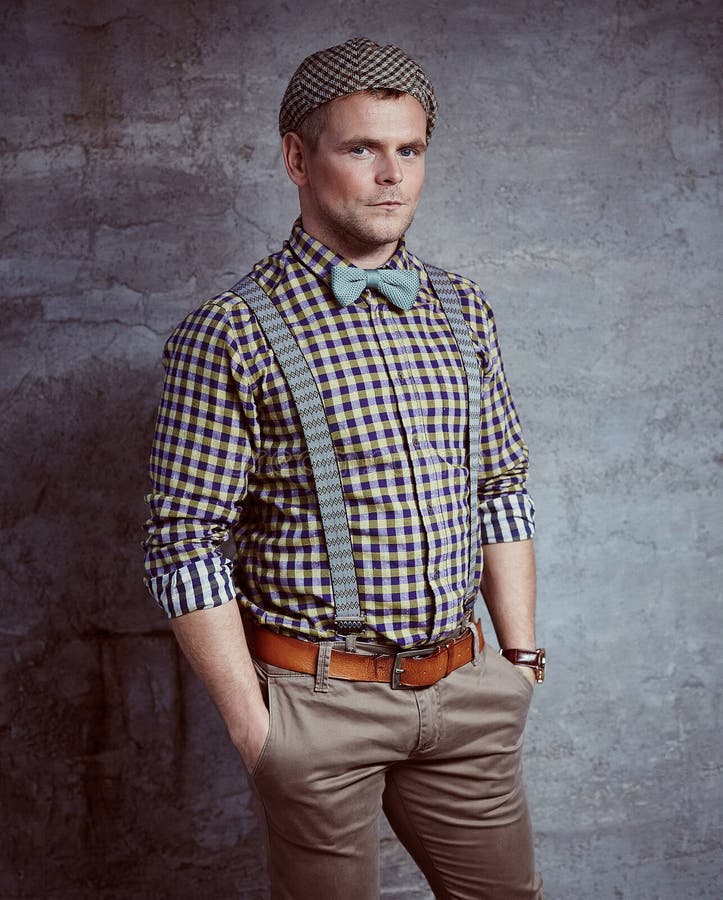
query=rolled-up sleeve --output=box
[454,276,535,544]
[143,298,257,617]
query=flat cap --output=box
[279,37,438,141]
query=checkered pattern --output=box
[143,219,534,649]
[279,37,438,140]
[232,274,365,633]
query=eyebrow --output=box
[339,137,427,152]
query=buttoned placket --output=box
[365,288,460,640]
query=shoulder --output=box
[166,244,292,353]
[409,250,490,307]
[409,252,498,340]
[165,291,260,356]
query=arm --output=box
[456,277,538,679]
[143,298,269,765]
[171,601,269,770]
[481,538,537,684]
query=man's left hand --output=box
[516,664,537,685]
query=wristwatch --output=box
[499,648,546,683]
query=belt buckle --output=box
[391,645,438,690]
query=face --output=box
[284,91,428,265]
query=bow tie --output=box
[330,264,420,310]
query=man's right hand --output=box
[232,704,271,773]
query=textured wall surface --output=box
[1,1,721,897]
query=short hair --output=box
[295,88,408,150]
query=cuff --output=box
[480,492,535,543]
[145,556,238,618]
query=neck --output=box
[341,241,398,268]
[300,218,400,268]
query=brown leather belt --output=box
[246,619,484,689]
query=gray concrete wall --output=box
[1,1,720,897]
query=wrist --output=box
[499,647,546,683]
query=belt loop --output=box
[470,619,482,666]
[314,641,333,693]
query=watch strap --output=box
[499,647,546,683]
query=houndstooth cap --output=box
[279,37,438,141]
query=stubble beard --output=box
[319,202,417,258]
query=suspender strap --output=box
[230,276,364,635]
[425,265,482,613]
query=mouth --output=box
[369,201,404,208]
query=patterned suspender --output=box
[230,267,481,636]
[230,275,363,635]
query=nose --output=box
[375,151,403,185]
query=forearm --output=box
[480,538,536,648]
[170,601,267,766]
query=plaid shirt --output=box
[143,219,534,649]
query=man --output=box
[144,37,545,899]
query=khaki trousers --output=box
[251,640,543,900]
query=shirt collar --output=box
[286,217,413,286]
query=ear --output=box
[282,132,309,187]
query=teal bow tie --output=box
[330,264,420,311]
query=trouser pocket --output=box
[250,660,310,783]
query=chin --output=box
[359,218,411,247]
[322,208,415,252]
